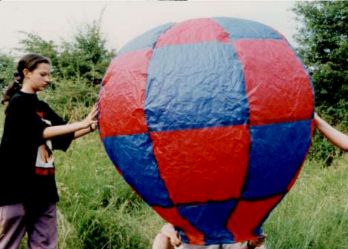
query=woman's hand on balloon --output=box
[81,104,98,130]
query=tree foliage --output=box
[293,1,348,123]
[53,21,115,84]
[14,20,115,120]
[19,21,115,85]
[0,53,16,90]
[19,32,60,76]
[293,1,348,164]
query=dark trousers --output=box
[0,203,57,249]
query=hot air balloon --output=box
[98,17,314,245]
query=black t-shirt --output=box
[0,91,73,206]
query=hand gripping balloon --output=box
[98,17,314,245]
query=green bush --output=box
[16,19,115,120]
[308,130,343,166]
[38,78,99,121]
[293,1,347,165]
[19,21,115,85]
[0,53,16,91]
[309,106,347,166]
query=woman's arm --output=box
[43,105,98,140]
[73,122,97,139]
[314,113,348,151]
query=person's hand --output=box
[169,231,181,247]
[38,144,54,163]
[81,104,98,130]
[38,144,50,163]
[161,223,182,247]
[90,122,98,132]
[246,234,266,249]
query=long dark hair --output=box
[1,53,51,105]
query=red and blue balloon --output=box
[98,17,314,245]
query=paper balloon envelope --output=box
[98,17,314,245]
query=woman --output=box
[0,53,98,249]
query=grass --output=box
[1,106,347,248]
[55,134,162,249]
[55,133,348,249]
[265,156,348,249]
